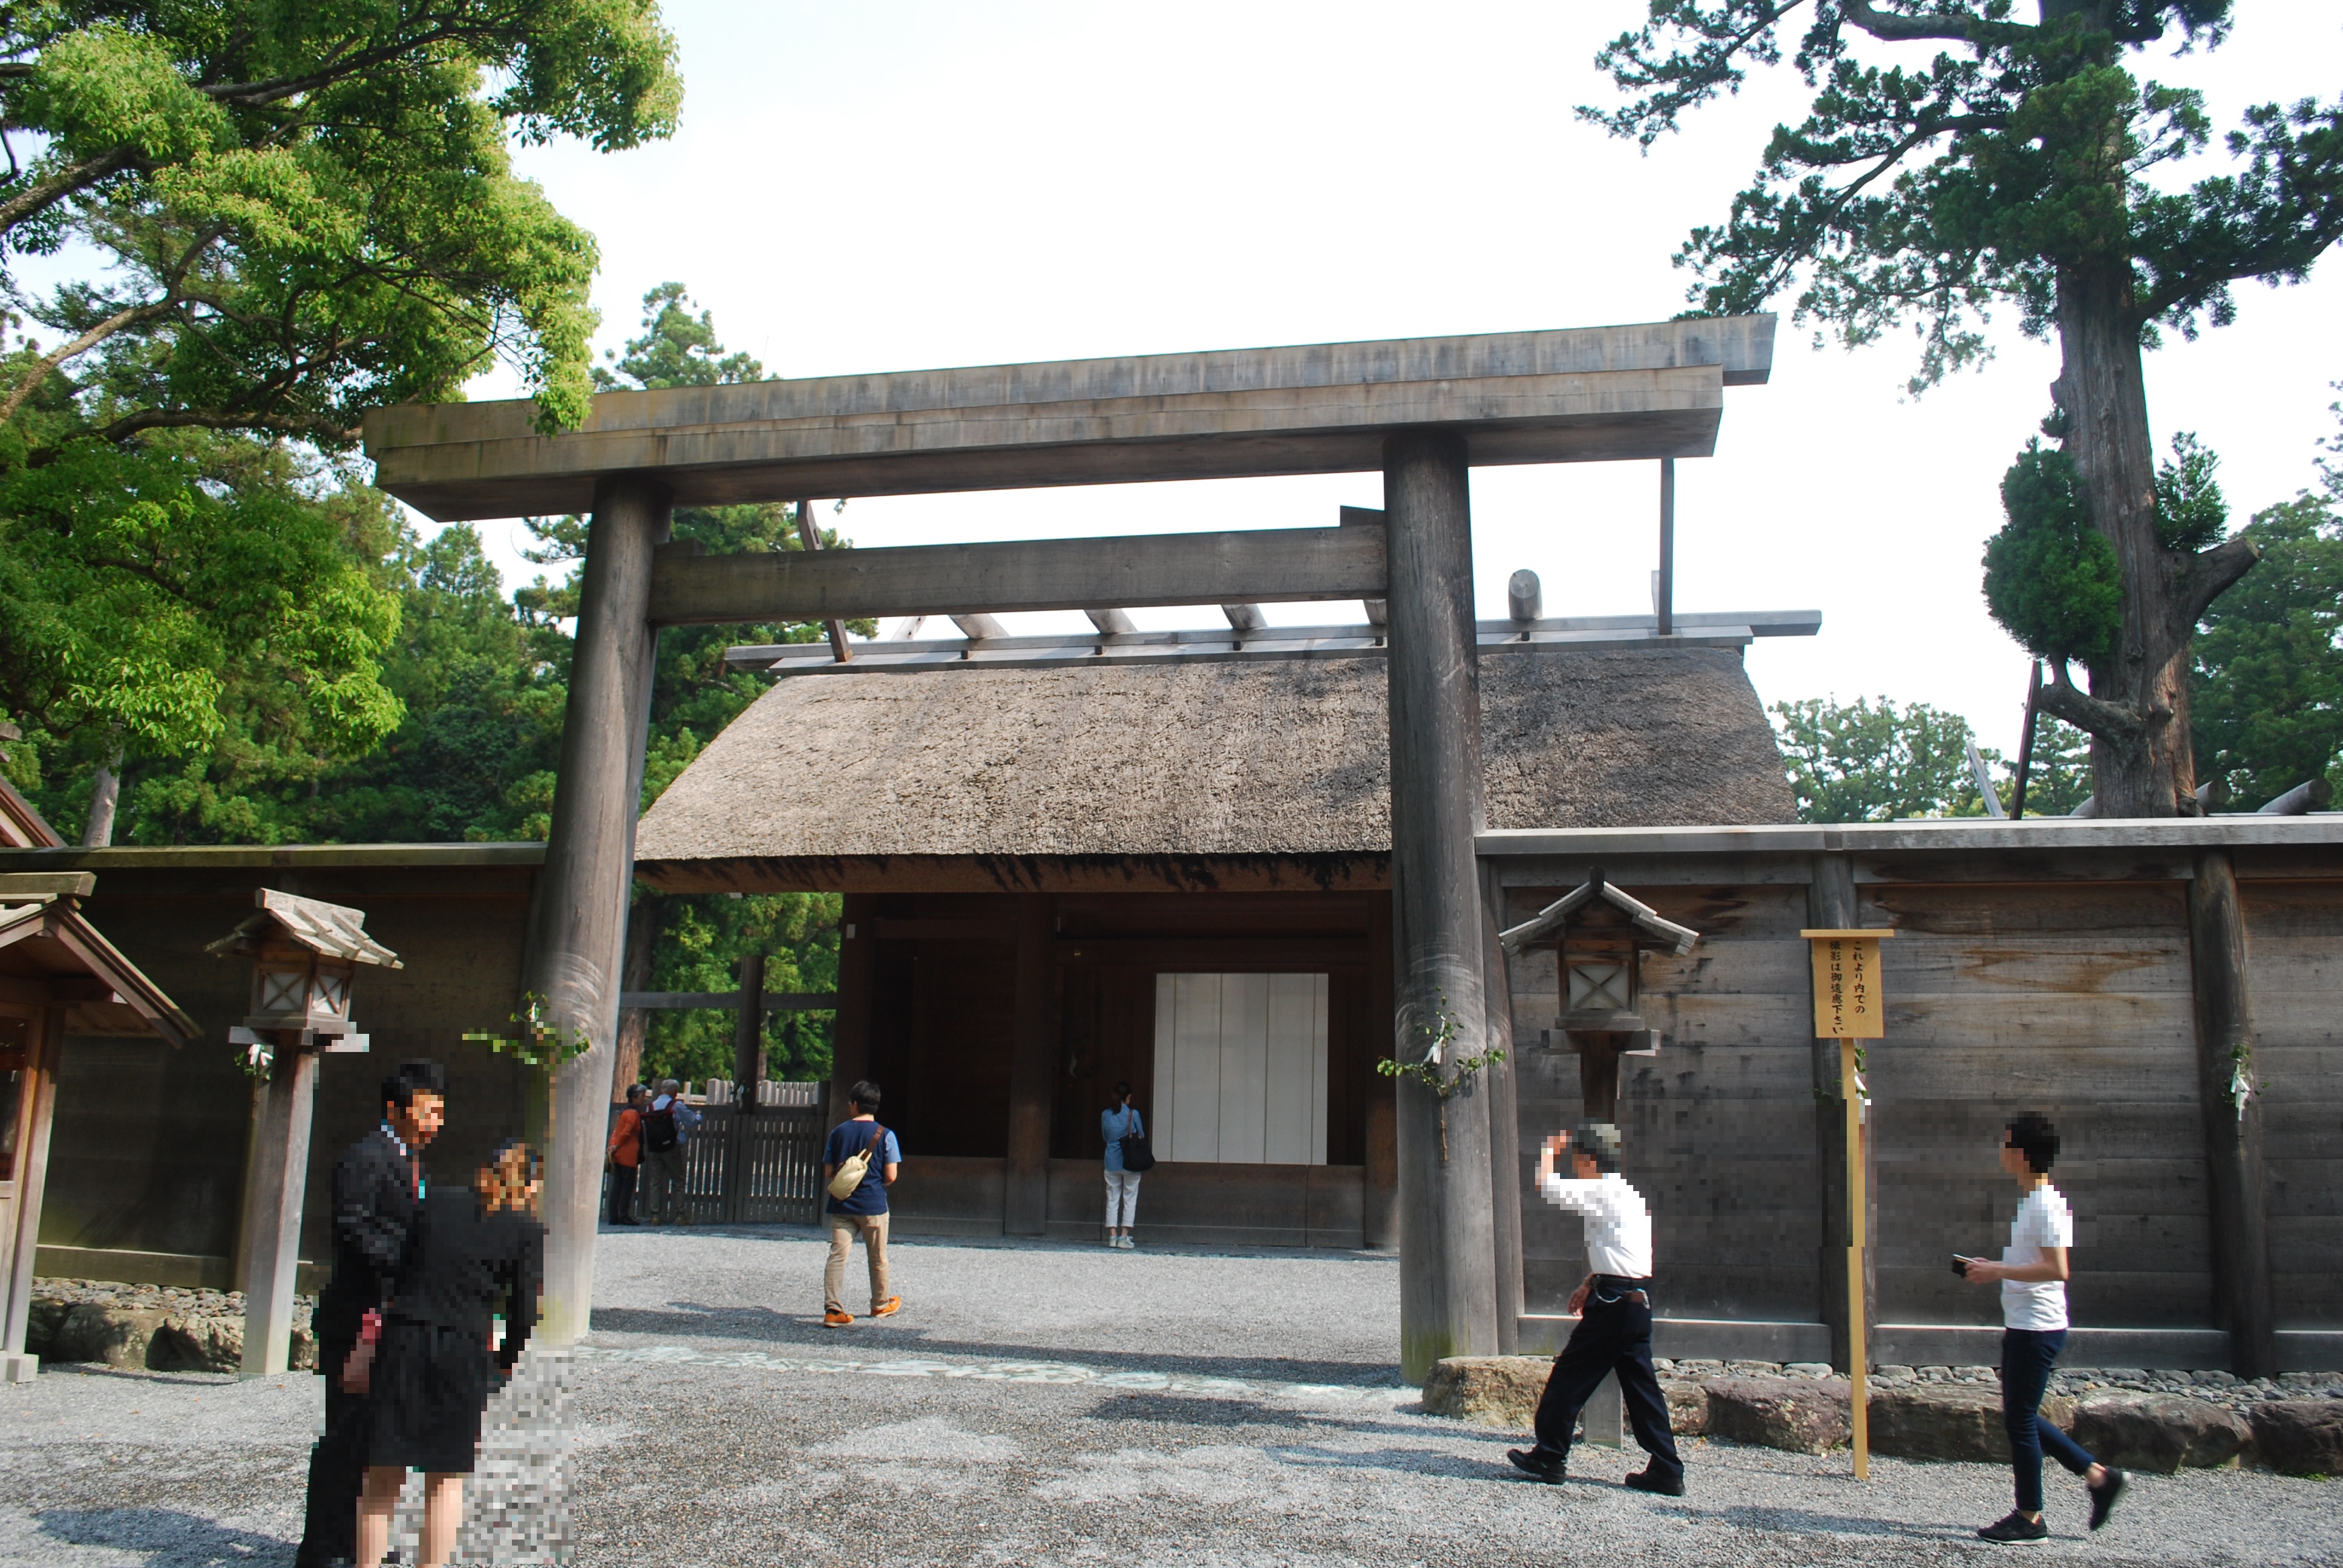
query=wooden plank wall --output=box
[1508,882,1824,1322]
[2243,878,2343,1328]
[1860,880,2210,1330]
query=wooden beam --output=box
[1084,607,1135,635]
[733,954,765,1111]
[1657,459,1676,637]
[363,318,1775,521]
[2187,849,2277,1376]
[1003,896,1054,1236]
[1221,604,1267,632]
[649,523,1388,627]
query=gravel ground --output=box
[0,1228,2335,1567]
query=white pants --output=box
[1104,1169,1141,1229]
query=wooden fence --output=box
[608,1103,827,1226]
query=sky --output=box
[451,2,2343,757]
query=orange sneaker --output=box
[823,1308,853,1327]
[870,1296,902,1319]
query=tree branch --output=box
[2173,532,2261,633]
[0,295,172,426]
[2036,662,2146,743]
[0,146,137,239]
[1841,2,2026,48]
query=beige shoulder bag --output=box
[827,1123,887,1201]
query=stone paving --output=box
[0,1229,2335,1566]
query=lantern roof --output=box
[205,889,403,969]
[1498,870,1700,956]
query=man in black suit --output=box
[295,1059,446,1568]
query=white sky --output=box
[450,2,2343,756]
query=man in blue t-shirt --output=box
[821,1079,902,1327]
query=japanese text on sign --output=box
[1807,935,1884,1039]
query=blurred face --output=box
[1573,1149,1601,1181]
[390,1091,445,1148]
[1999,1137,2033,1181]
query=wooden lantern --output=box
[209,889,401,1054]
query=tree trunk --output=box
[2053,264,2194,818]
[80,751,122,847]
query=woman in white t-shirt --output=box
[1958,1112,2127,1543]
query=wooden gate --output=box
[680,1104,825,1226]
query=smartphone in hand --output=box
[1951,1255,1974,1278]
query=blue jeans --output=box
[2002,1327,2099,1512]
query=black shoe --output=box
[1624,1466,1685,1497]
[1978,1512,2049,1543]
[1506,1447,1566,1483]
[2088,1468,2127,1531]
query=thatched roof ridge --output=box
[634,646,1794,864]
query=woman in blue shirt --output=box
[1101,1081,1144,1250]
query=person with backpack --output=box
[639,1079,695,1224]
[1100,1080,1149,1249]
[821,1079,902,1327]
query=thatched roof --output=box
[635,646,1792,870]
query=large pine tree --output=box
[1587,2,2343,814]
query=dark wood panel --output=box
[1861,881,2188,936]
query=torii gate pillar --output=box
[528,475,669,1342]
[1383,430,1500,1381]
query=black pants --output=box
[2002,1327,2098,1512]
[1530,1281,1682,1478]
[295,1359,367,1567]
[608,1161,638,1224]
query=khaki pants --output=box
[641,1145,687,1223]
[824,1212,891,1314]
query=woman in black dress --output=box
[356,1139,545,1568]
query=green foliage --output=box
[1582,4,2338,390]
[1772,694,2002,822]
[2192,492,2343,807]
[2156,431,2229,552]
[0,432,405,835]
[0,1,680,450]
[2019,716,2096,818]
[636,892,843,1088]
[1982,440,2123,668]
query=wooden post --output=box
[2186,849,2277,1377]
[1656,459,1676,637]
[1803,915,1893,1480]
[237,1037,318,1376]
[0,1004,62,1380]
[1843,1034,1869,1479]
[795,500,853,663]
[829,895,877,1131]
[1807,856,1875,1383]
[523,474,669,1344]
[1384,429,1499,1383]
[1004,895,1056,1236]
[733,953,766,1105]
[2010,663,2043,820]
[1480,862,1524,1355]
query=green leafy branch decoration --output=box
[1377,994,1505,1163]
[465,992,595,1154]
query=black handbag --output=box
[1119,1123,1156,1173]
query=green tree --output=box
[0,433,405,841]
[1588,2,2343,816]
[0,1,680,454]
[1771,694,2003,820]
[2192,491,2343,807]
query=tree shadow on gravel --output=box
[1256,1442,1501,1481]
[588,1302,1395,1387]
[35,1506,289,1565]
[1083,1393,1326,1429]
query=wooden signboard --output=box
[1800,926,1895,1480]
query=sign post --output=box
[1800,926,1895,1480]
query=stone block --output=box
[53,1304,169,1370]
[1868,1382,2077,1463]
[1663,1381,1710,1436]
[2073,1391,2252,1475]
[1704,1377,1850,1455]
[1421,1356,1548,1429]
[2249,1400,2343,1478]
[22,1299,69,1360]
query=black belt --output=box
[1590,1274,1654,1306]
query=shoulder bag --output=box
[827,1123,888,1201]
[1119,1113,1156,1174]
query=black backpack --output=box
[640,1102,680,1154]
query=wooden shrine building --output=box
[634,641,1800,1249]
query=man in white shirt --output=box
[1959,1112,2126,1543]
[1506,1122,1683,1495]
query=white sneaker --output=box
[1118,1235,1135,1249]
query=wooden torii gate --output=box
[364,316,1777,1374]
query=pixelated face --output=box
[1573,1148,1600,1180]
[1998,1132,2039,1180]
[395,1090,445,1148]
